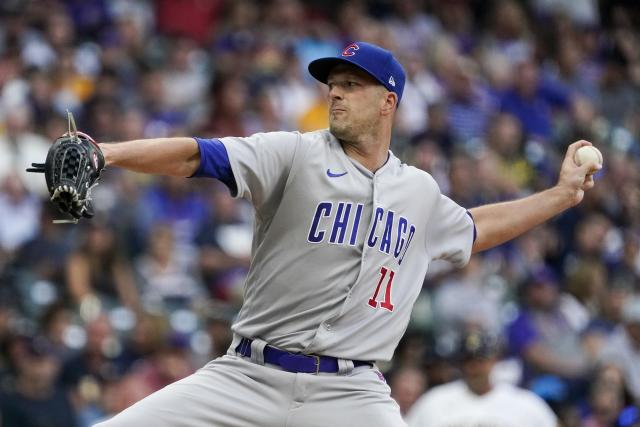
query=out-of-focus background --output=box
[0,0,639,426]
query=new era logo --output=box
[388,76,396,87]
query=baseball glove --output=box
[27,130,105,220]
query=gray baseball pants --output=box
[94,339,406,427]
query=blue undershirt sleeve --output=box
[189,137,237,195]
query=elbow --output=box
[175,154,201,177]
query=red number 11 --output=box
[368,267,395,311]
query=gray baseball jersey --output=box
[94,129,474,427]
[221,128,475,362]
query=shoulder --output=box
[600,326,631,360]
[409,381,469,421]
[299,129,334,145]
[414,380,466,408]
[494,383,556,415]
[221,130,302,145]
[508,309,534,329]
[401,162,435,180]
[389,155,440,190]
[430,379,467,395]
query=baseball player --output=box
[406,330,557,427]
[78,42,598,426]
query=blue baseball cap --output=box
[308,41,406,103]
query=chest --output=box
[431,397,530,427]
[280,146,430,264]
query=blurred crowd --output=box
[0,0,639,426]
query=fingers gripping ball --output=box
[574,146,603,173]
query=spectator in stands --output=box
[128,333,194,393]
[406,329,556,427]
[204,74,251,137]
[0,106,51,195]
[599,296,640,405]
[135,176,209,252]
[506,266,593,395]
[482,0,533,64]
[0,174,41,262]
[12,203,72,292]
[582,279,633,364]
[0,336,77,427]
[389,365,427,417]
[65,222,138,308]
[484,113,534,196]
[499,58,573,142]
[197,183,251,303]
[115,312,169,374]
[444,56,496,144]
[582,365,628,427]
[58,315,121,392]
[3,0,640,423]
[39,301,73,360]
[598,45,640,128]
[135,222,204,305]
[204,303,235,359]
[394,53,443,138]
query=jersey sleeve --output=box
[219,131,301,209]
[190,138,237,194]
[425,194,476,267]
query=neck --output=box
[466,377,493,396]
[17,376,52,399]
[338,126,392,172]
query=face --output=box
[326,64,394,142]
[461,355,496,380]
[627,322,640,345]
[390,367,427,415]
[527,281,559,311]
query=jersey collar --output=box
[327,131,399,178]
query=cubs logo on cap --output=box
[308,41,406,103]
[342,43,359,57]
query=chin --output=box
[329,122,350,140]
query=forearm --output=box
[469,186,574,253]
[66,256,91,303]
[524,343,588,378]
[113,264,140,308]
[100,137,200,177]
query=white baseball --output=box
[574,146,603,172]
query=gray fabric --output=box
[94,355,406,427]
[221,129,474,361]
[96,129,474,427]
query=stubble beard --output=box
[329,114,376,144]
[329,117,352,141]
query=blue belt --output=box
[235,338,371,374]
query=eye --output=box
[347,81,358,87]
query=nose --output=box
[328,84,343,101]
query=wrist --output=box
[550,184,579,210]
[99,143,114,166]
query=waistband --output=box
[234,337,372,375]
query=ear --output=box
[380,91,398,116]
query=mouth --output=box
[331,107,347,114]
